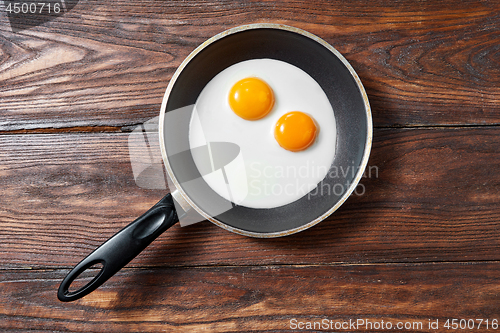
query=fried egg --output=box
[189,58,336,209]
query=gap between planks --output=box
[2,123,500,135]
[3,259,500,273]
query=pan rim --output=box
[158,23,373,238]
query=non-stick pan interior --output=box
[163,27,370,235]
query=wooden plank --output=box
[0,0,498,130]
[1,127,499,268]
[1,262,499,332]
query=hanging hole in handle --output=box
[66,260,105,294]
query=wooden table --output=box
[1,1,499,332]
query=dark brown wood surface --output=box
[1,0,499,332]
[2,262,500,332]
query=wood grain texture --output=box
[1,127,499,269]
[1,262,499,332]
[0,0,499,130]
[1,1,499,329]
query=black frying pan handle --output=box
[57,193,180,302]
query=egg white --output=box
[189,59,336,209]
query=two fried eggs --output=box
[189,59,336,209]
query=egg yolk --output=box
[228,77,274,120]
[275,111,318,152]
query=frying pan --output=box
[57,23,372,302]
